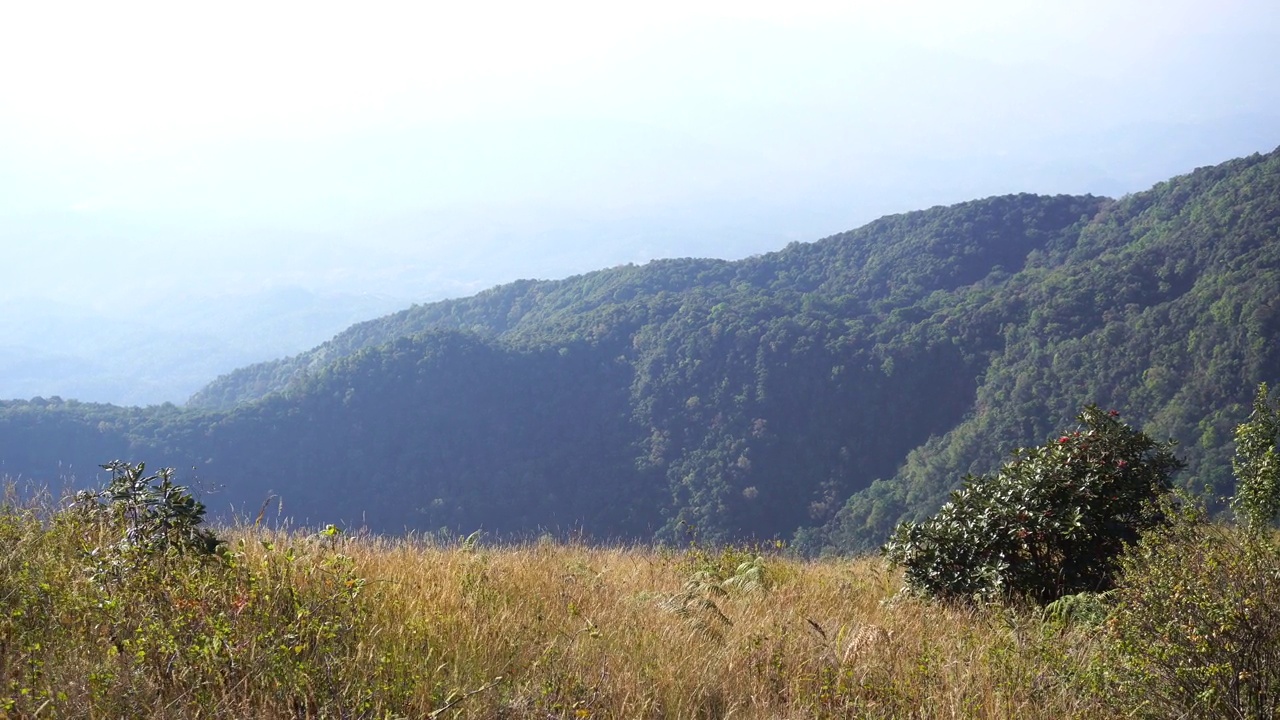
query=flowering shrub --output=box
[883,406,1183,604]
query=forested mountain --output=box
[2,148,1277,551]
[821,150,1280,549]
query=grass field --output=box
[0,488,1120,719]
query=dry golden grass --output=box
[0,502,1115,719]
[305,532,1113,719]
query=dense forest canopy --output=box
[2,148,1277,551]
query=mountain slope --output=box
[822,149,1280,550]
[188,192,1099,410]
[163,192,1096,539]
[1,148,1277,549]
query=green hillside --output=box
[823,149,1280,550]
[2,148,1277,550]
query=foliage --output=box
[0,480,391,718]
[827,149,1280,551]
[0,484,1114,718]
[1231,382,1280,535]
[1,149,1279,549]
[1105,500,1280,719]
[73,460,221,558]
[883,406,1184,603]
[1042,590,1113,628]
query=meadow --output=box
[5,455,1277,720]
[0,488,1124,720]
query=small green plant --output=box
[1043,590,1113,628]
[883,406,1183,604]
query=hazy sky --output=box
[3,0,1279,311]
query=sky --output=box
[2,0,1279,402]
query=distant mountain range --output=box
[2,146,1277,552]
[0,288,407,406]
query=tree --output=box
[1231,382,1280,536]
[883,406,1184,604]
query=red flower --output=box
[1107,410,1120,417]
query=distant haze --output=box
[2,0,1278,404]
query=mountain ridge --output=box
[188,191,1104,410]
[2,147,1277,552]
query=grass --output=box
[0,485,1122,719]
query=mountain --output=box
[822,149,1280,549]
[1,148,1277,551]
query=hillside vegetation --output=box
[6,467,1279,719]
[6,391,1280,718]
[0,482,1146,719]
[1,148,1277,549]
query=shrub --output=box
[883,406,1183,604]
[0,467,378,717]
[1103,386,1280,719]
[74,460,221,557]
[1106,502,1280,719]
